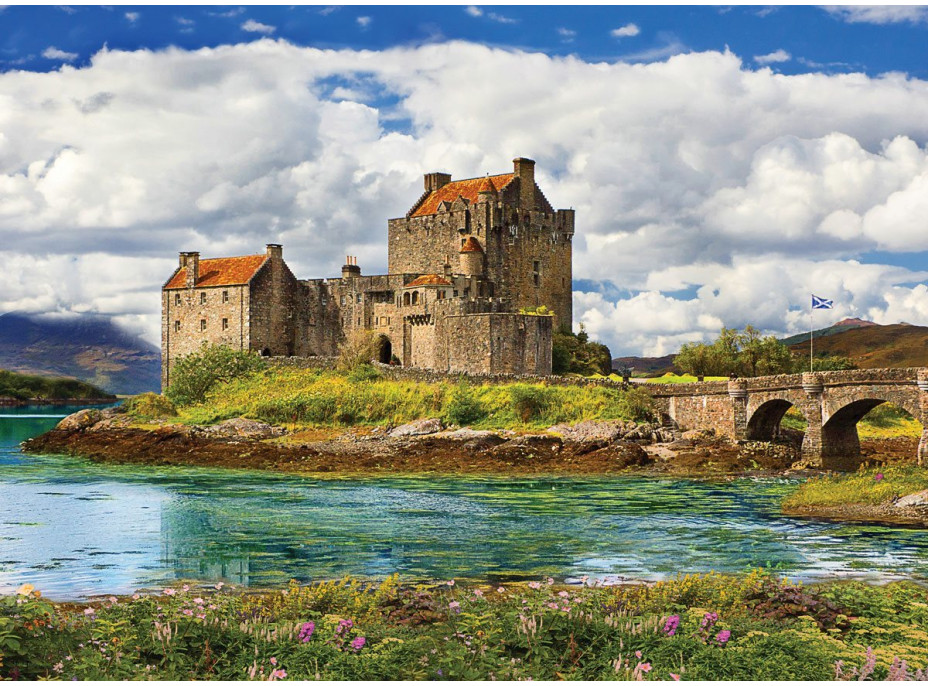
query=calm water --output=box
[1,406,927,599]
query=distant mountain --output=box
[0,312,160,395]
[612,354,676,376]
[780,318,876,346]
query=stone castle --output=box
[161,157,575,389]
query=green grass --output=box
[781,403,921,439]
[642,373,728,384]
[5,570,928,680]
[783,466,928,508]
[175,366,654,430]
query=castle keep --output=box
[161,157,574,389]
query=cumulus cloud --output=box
[42,46,78,61]
[356,16,372,29]
[824,5,928,25]
[465,6,482,18]
[241,19,275,34]
[557,27,577,42]
[611,23,641,38]
[124,11,139,24]
[754,49,790,65]
[3,41,928,351]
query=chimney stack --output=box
[513,157,535,209]
[342,255,361,280]
[180,252,199,289]
[266,243,283,260]
[424,172,452,193]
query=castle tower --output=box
[459,236,484,276]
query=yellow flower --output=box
[16,583,35,596]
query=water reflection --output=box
[1,407,927,599]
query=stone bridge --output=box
[640,368,928,469]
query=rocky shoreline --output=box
[0,396,116,407]
[23,406,806,477]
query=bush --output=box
[619,386,658,422]
[123,392,177,419]
[165,343,267,406]
[552,325,612,376]
[347,364,382,383]
[509,385,552,423]
[337,330,380,373]
[443,380,486,426]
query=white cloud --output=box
[465,6,482,18]
[124,11,139,24]
[356,16,372,29]
[825,5,928,25]
[242,19,275,35]
[4,41,928,351]
[611,23,641,38]
[209,7,245,18]
[754,49,790,65]
[42,46,78,61]
[557,27,577,41]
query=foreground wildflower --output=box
[298,622,315,643]
[350,636,366,651]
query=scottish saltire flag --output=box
[812,295,834,310]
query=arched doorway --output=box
[377,335,392,364]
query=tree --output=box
[674,326,796,379]
[166,343,267,406]
[552,324,612,376]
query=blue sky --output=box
[3,5,928,356]
[4,5,928,79]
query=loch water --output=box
[1,406,927,600]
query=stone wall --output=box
[248,251,299,357]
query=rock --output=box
[491,434,562,459]
[547,420,628,444]
[205,418,286,439]
[894,490,928,509]
[439,428,500,441]
[56,409,102,431]
[592,442,653,467]
[682,429,714,441]
[389,418,444,438]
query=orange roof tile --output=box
[406,274,453,287]
[411,173,513,217]
[164,254,267,290]
[460,236,483,253]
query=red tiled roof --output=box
[460,236,483,253]
[406,274,453,287]
[164,254,267,290]
[411,173,513,217]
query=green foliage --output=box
[0,369,112,401]
[178,366,648,430]
[675,326,796,378]
[5,572,928,680]
[443,380,486,426]
[346,364,382,383]
[618,386,658,422]
[337,330,380,373]
[552,325,612,376]
[165,343,267,406]
[808,354,858,372]
[123,392,177,419]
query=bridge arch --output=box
[745,390,812,442]
[821,394,923,468]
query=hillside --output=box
[786,322,928,369]
[612,354,676,376]
[0,312,161,395]
[0,369,114,403]
[780,317,877,346]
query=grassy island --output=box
[0,369,115,405]
[4,571,928,680]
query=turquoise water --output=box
[2,406,927,600]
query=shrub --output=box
[443,380,486,426]
[165,343,267,406]
[509,385,552,423]
[619,386,658,422]
[123,392,177,419]
[337,330,380,373]
[347,364,382,383]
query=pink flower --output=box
[182,609,193,616]
[473,589,484,598]
[875,473,885,481]
[635,650,642,659]
[558,591,569,598]
[670,674,681,681]
[449,601,461,614]
[182,584,190,592]
[83,608,95,616]
[270,657,277,666]
[546,577,554,585]
[547,602,559,610]
[446,580,455,586]
[131,594,140,600]
[497,587,506,593]
[108,596,118,604]
[640,663,652,673]
[163,588,175,596]
[350,636,366,651]
[215,582,225,590]
[527,581,541,590]
[193,598,204,605]
[715,629,731,645]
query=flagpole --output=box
[810,296,813,373]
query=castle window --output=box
[533,260,540,287]
[340,295,346,305]
[222,290,228,303]
[174,320,180,332]
[200,319,207,331]
[356,293,362,304]
[222,318,228,331]
[411,291,419,305]
[403,292,410,306]
[453,290,458,297]
[174,293,181,305]
[200,292,207,305]
[357,317,361,326]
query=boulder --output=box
[56,409,102,431]
[894,490,928,509]
[205,418,286,439]
[491,434,562,459]
[389,418,444,438]
[547,420,629,444]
